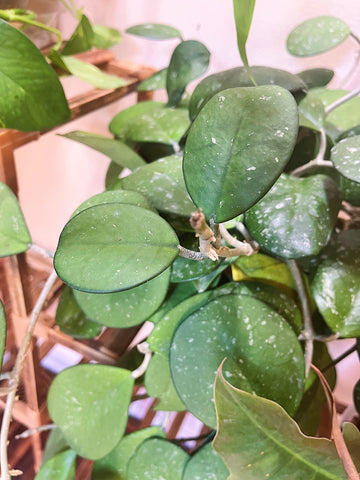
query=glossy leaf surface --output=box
[170,295,305,428]
[61,131,145,170]
[121,155,196,216]
[62,14,93,55]
[298,93,325,131]
[245,174,341,259]
[92,427,165,480]
[213,368,348,479]
[331,135,360,183]
[184,86,299,222]
[73,268,170,328]
[287,16,350,57]
[34,449,76,480]
[311,230,360,337]
[47,364,134,460]
[138,68,167,91]
[167,40,210,107]
[297,68,334,88]
[126,23,181,40]
[189,66,306,119]
[127,437,188,480]
[54,204,179,293]
[110,101,189,146]
[0,182,31,256]
[56,286,102,338]
[92,25,122,49]
[0,19,70,131]
[183,443,229,480]
[0,301,5,370]
[232,0,256,73]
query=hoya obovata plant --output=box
[0,1,359,479]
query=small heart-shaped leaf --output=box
[331,135,360,183]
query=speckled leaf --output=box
[127,437,189,480]
[287,16,350,57]
[73,268,170,328]
[34,449,76,480]
[138,68,167,91]
[92,25,122,49]
[189,66,306,119]
[121,155,196,217]
[47,364,134,460]
[54,204,179,293]
[61,131,145,170]
[0,19,70,131]
[312,89,360,131]
[71,190,156,218]
[232,0,256,74]
[126,23,182,40]
[167,40,210,107]
[331,135,360,183]
[298,93,325,131]
[311,230,360,337]
[62,14,93,55]
[61,56,127,89]
[92,427,165,480]
[56,286,102,338]
[0,300,5,371]
[297,68,334,89]
[213,367,348,480]
[193,257,235,293]
[0,181,31,256]
[245,174,341,259]
[170,295,305,428]
[340,175,360,206]
[183,86,299,222]
[109,101,189,146]
[183,443,229,480]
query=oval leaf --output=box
[287,16,350,57]
[126,23,181,40]
[183,443,229,480]
[0,182,31,256]
[47,364,134,460]
[126,437,188,480]
[331,135,360,183]
[184,86,299,222]
[92,25,122,49]
[0,19,70,131]
[170,294,305,428]
[297,68,334,89]
[73,268,170,328]
[213,367,348,480]
[245,174,342,259]
[167,40,210,107]
[34,449,76,480]
[54,204,179,293]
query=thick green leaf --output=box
[126,437,189,480]
[138,68,167,92]
[56,286,102,338]
[193,257,235,293]
[92,25,122,49]
[183,443,229,480]
[337,125,360,142]
[109,101,190,147]
[73,268,170,328]
[311,230,360,337]
[126,23,182,40]
[121,155,196,217]
[313,89,360,131]
[245,174,341,259]
[62,14,93,55]
[184,86,299,222]
[47,364,134,460]
[331,135,360,183]
[298,93,325,131]
[213,367,348,480]
[71,190,156,218]
[287,16,350,57]
[170,295,305,428]
[343,423,360,471]
[189,66,306,120]
[340,174,360,206]
[297,68,334,89]
[54,203,179,293]
[0,181,31,256]
[41,428,69,465]
[92,427,165,480]
[0,300,5,371]
[167,40,210,107]
[0,19,70,131]
[61,56,127,89]
[232,0,256,75]
[61,131,145,170]
[34,449,76,480]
